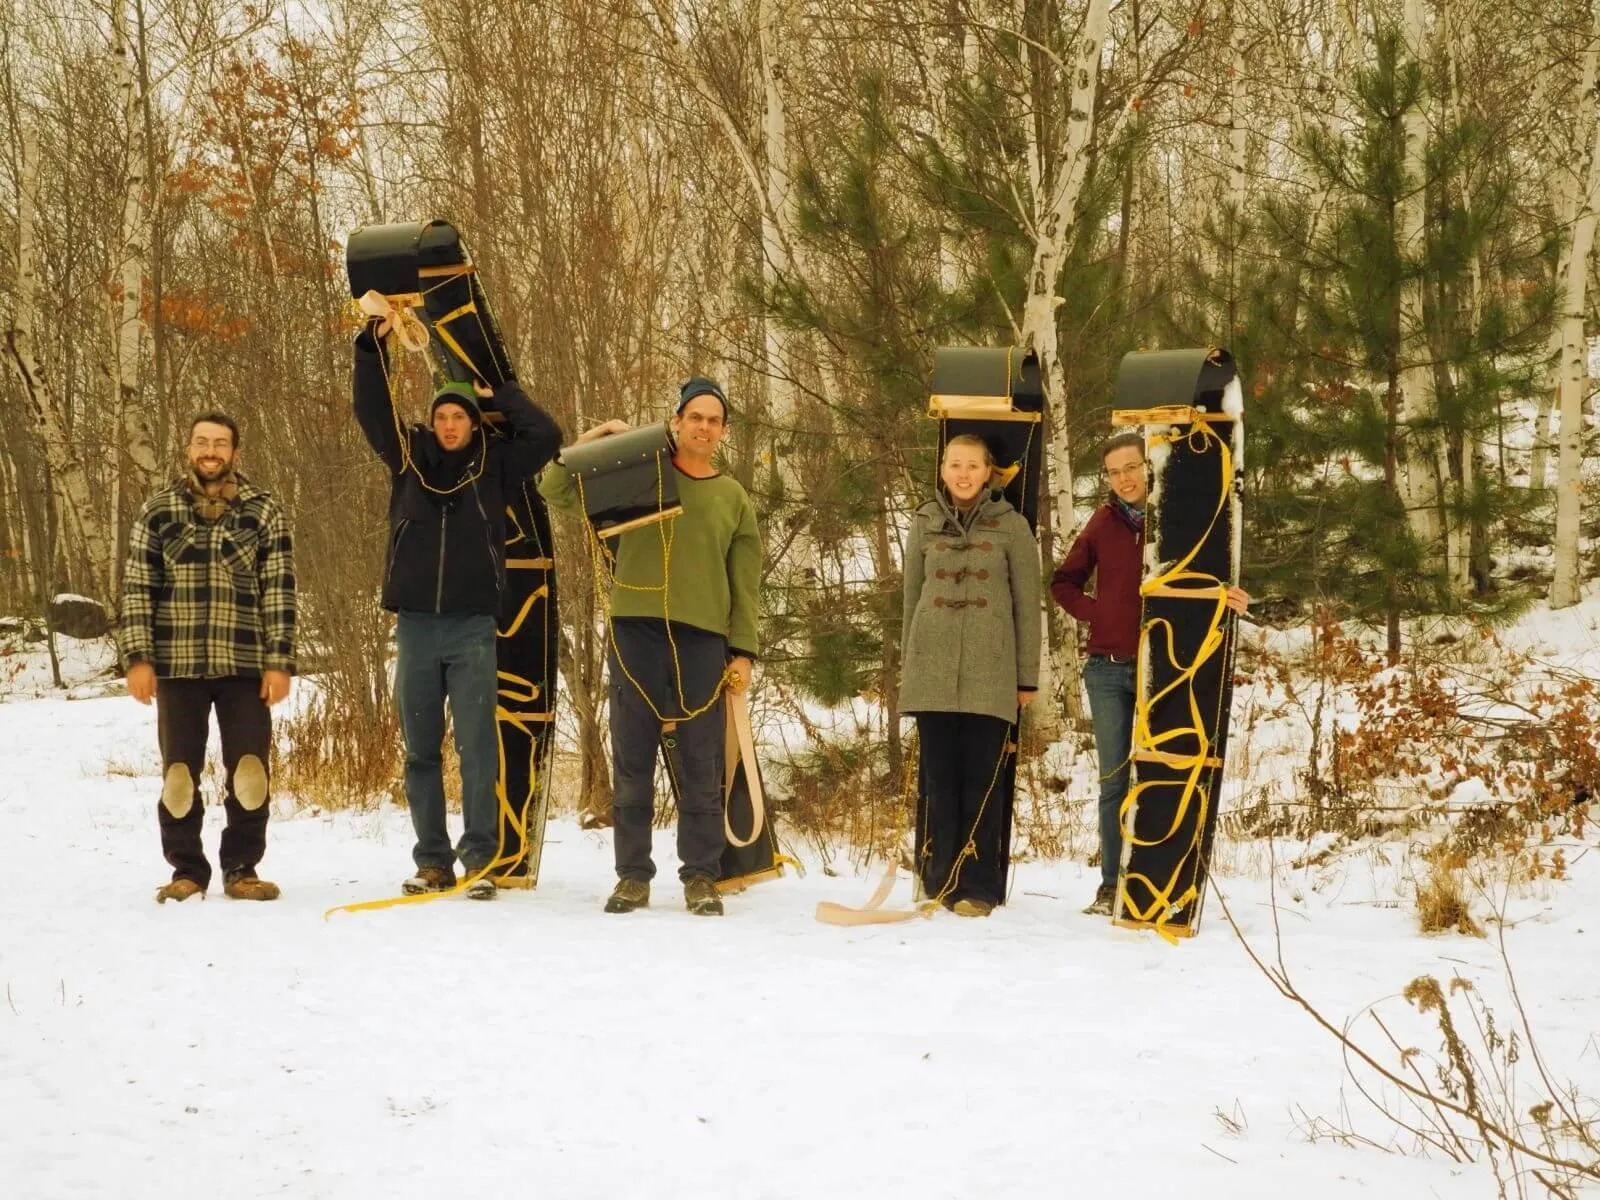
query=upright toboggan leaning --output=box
[1108,347,1244,940]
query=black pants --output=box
[608,619,727,883]
[915,712,1014,906]
[156,676,273,889]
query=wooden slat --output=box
[928,396,1042,422]
[1111,405,1237,427]
[597,505,684,539]
[1133,750,1224,769]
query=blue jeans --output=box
[1083,655,1136,888]
[395,611,500,872]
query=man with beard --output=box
[120,412,297,903]
[353,314,563,900]
[537,377,761,917]
[1050,432,1249,916]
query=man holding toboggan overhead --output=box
[342,219,564,905]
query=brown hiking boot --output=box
[402,865,456,895]
[223,870,280,901]
[1083,883,1115,916]
[604,878,650,913]
[155,878,205,904]
[951,897,994,918]
[683,876,723,917]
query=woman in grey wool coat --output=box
[899,434,1042,917]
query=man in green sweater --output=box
[538,377,762,916]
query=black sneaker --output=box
[1083,883,1115,916]
[604,878,650,913]
[683,876,723,917]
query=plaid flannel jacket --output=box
[118,476,297,678]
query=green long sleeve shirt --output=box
[538,459,763,658]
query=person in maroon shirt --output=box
[1050,433,1248,915]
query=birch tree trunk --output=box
[135,0,171,464]
[758,0,802,505]
[112,0,160,525]
[1020,0,1113,730]
[1551,46,1600,609]
[1530,31,1599,492]
[642,0,809,527]
[1534,16,1600,500]
[1530,363,1561,493]
[1440,0,1475,595]
[1396,0,1446,581]
[1225,13,1248,343]
[4,127,116,602]
[928,2,972,294]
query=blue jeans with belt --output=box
[1082,654,1137,888]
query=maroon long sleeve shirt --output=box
[1048,502,1144,659]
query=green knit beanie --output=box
[430,380,483,426]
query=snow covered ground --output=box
[2,614,1598,1198]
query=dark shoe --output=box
[951,897,994,918]
[683,876,723,917]
[1083,883,1115,916]
[402,865,456,895]
[156,878,205,904]
[604,878,650,913]
[223,869,280,901]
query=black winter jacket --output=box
[353,328,563,616]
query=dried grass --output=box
[1414,852,1486,938]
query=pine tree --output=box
[1169,28,1547,650]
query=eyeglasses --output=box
[1105,463,1145,479]
[189,438,233,451]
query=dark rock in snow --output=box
[49,594,111,640]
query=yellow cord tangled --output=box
[325,282,546,918]
[1114,415,1238,944]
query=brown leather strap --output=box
[722,689,766,849]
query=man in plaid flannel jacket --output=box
[119,412,297,904]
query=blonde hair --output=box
[943,433,993,466]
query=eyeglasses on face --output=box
[1104,463,1145,479]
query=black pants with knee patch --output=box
[155,676,273,888]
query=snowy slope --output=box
[3,681,1597,1200]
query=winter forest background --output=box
[1,0,1597,847]
[4,2,1600,1191]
